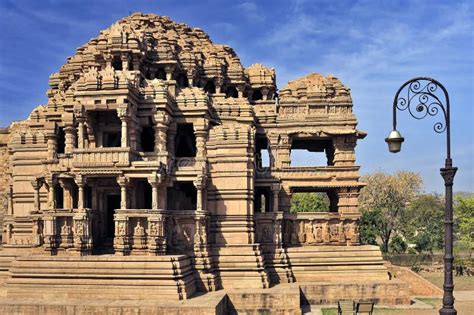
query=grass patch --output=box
[417,297,440,308]
[321,308,337,315]
[419,271,474,290]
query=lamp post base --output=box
[439,308,457,315]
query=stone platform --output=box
[5,255,196,301]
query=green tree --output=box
[402,194,444,253]
[359,171,422,253]
[389,235,408,254]
[455,196,474,257]
[290,192,330,213]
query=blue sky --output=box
[0,0,473,192]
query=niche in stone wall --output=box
[175,123,196,157]
[290,138,334,167]
[167,182,197,210]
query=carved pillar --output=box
[271,184,281,212]
[117,107,130,148]
[194,175,207,212]
[195,128,207,160]
[31,179,42,212]
[117,176,129,209]
[75,175,86,209]
[154,112,169,157]
[58,178,73,209]
[46,132,57,160]
[77,118,85,149]
[46,178,57,209]
[63,126,76,154]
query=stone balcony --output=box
[71,147,139,168]
[256,166,361,187]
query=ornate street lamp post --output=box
[385,77,457,314]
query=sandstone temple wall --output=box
[0,13,385,296]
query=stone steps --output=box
[212,245,269,289]
[5,255,197,300]
[284,245,389,282]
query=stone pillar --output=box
[46,179,56,209]
[64,126,76,154]
[271,184,281,212]
[31,179,42,212]
[77,119,85,149]
[195,129,207,160]
[7,185,13,215]
[117,176,129,209]
[58,179,73,209]
[194,175,207,212]
[46,133,57,160]
[75,176,86,209]
[117,107,130,148]
[121,118,129,148]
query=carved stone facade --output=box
[0,14,408,305]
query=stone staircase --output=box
[286,245,390,282]
[285,245,411,305]
[5,254,196,300]
[213,244,270,289]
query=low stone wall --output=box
[299,280,410,305]
[386,263,443,297]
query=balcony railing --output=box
[72,147,139,168]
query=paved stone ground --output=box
[302,291,474,315]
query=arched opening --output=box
[204,81,216,94]
[226,86,239,98]
[251,89,263,101]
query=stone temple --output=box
[0,13,439,314]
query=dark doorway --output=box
[106,195,120,238]
[140,126,155,152]
[175,124,196,157]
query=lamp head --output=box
[385,130,404,153]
